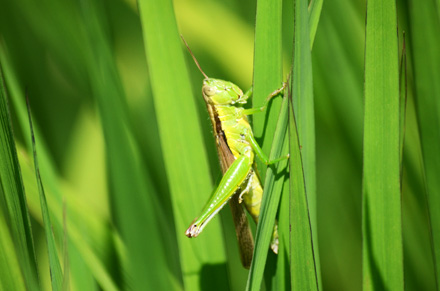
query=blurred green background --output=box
[0,0,438,290]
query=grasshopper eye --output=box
[203,86,216,97]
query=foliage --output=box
[0,0,438,290]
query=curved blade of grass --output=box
[79,1,177,289]
[407,0,440,286]
[363,0,403,289]
[0,62,39,290]
[0,48,119,291]
[26,97,63,291]
[0,208,26,290]
[138,0,229,290]
[308,0,324,49]
[62,202,70,291]
[16,142,119,291]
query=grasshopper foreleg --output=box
[242,83,287,115]
[246,131,289,165]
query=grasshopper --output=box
[182,38,288,266]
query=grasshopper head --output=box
[202,79,248,105]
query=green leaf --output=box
[247,0,324,288]
[26,97,63,291]
[138,0,229,290]
[246,0,285,289]
[308,0,324,49]
[407,0,440,285]
[246,97,289,291]
[363,0,403,289]
[0,199,26,290]
[252,0,283,181]
[0,48,119,291]
[288,0,320,287]
[0,61,39,290]
[311,2,364,288]
[290,0,322,288]
[288,89,319,291]
[399,34,407,172]
[79,0,177,289]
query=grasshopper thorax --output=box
[202,78,248,105]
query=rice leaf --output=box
[399,33,407,174]
[247,0,323,288]
[26,97,63,291]
[246,0,285,288]
[311,2,364,288]
[0,48,119,291]
[289,0,322,288]
[288,0,320,287]
[138,0,229,290]
[252,0,283,177]
[62,202,70,291]
[0,189,26,290]
[363,0,403,289]
[246,97,289,291]
[79,1,176,289]
[308,0,324,49]
[0,61,40,290]
[407,0,440,285]
[288,88,319,291]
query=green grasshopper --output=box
[182,38,288,265]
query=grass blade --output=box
[252,0,283,180]
[138,0,229,290]
[290,0,322,288]
[289,0,320,287]
[308,0,324,49]
[248,0,290,288]
[363,0,403,289]
[62,202,70,291]
[79,1,178,289]
[0,47,119,291]
[0,208,26,290]
[407,0,440,286]
[248,0,324,287]
[246,97,289,291]
[246,0,285,289]
[311,2,364,288]
[399,34,407,174]
[0,62,39,290]
[0,65,27,289]
[26,97,63,291]
[288,88,318,291]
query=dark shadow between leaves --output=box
[199,262,230,291]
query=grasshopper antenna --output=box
[181,35,209,79]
